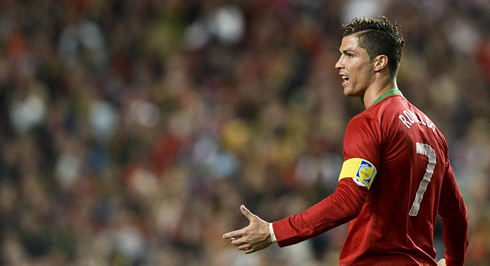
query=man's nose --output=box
[335,57,343,69]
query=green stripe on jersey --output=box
[372,88,404,105]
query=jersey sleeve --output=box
[438,161,468,266]
[342,114,382,185]
[272,178,368,247]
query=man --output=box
[223,16,468,265]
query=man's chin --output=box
[343,88,362,97]
[343,88,353,96]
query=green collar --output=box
[372,88,404,105]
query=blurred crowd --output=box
[0,0,489,265]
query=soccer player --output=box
[223,16,468,265]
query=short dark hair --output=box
[342,16,405,78]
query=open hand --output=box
[222,205,273,254]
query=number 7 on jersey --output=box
[409,143,436,216]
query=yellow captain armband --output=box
[338,158,377,189]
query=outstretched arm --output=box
[273,178,368,247]
[223,178,368,253]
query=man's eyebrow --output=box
[340,49,356,54]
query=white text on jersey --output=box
[398,109,436,132]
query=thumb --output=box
[240,205,255,221]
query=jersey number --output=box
[409,143,436,216]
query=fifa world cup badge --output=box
[355,160,376,188]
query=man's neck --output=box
[362,78,397,109]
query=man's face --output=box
[335,35,375,97]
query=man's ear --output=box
[373,55,388,72]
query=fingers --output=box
[231,241,257,254]
[225,234,264,255]
[223,229,244,240]
[227,236,254,254]
[235,242,255,254]
[227,235,251,250]
[244,248,255,254]
[236,243,250,251]
[230,237,247,247]
[224,233,266,255]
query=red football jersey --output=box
[272,90,468,265]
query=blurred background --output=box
[0,0,489,265]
